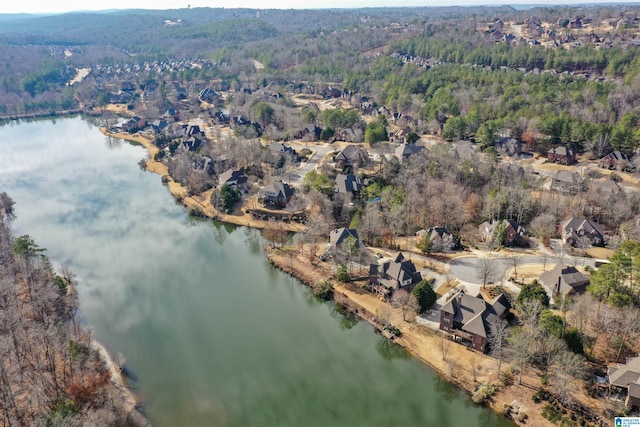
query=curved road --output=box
[449,255,595,285]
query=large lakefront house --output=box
[439,291,511,352]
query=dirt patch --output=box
[586,247,614,259]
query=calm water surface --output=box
[0,117,513,427]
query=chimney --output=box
[556,276,561,296]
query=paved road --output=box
[449,254,595,285]
[285,142,337,185]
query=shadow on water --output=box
[375,335,410,361]
[330,303,360,331]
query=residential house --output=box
[369,253,422,291]
[336,128,364,143]
[181,136,203,152]
[322,86,342,99]
[212,110,230,125]
[599,151,631,170]
[120,81,136,92]
[328,228,361,250]
[218,168,248,193]
[548,146,577,165]
[199,88,219,103]
[395,143,425,163]
[295,125,322,142]
[175,86,188,100]
[161,108,179,121]
[389,129,409,144]
[608,355,640,411]
[121,116,144,133]
[415,227,459,252]
[334,145,369,169]
[439,291,511,352]
[259,180,294,209]
[560,217,605,247]
[538,263,589,299]
[269,143,300,163]
[496,137,522,158]
[545,170,584,194]
[333,173,365,196]
[478,219,528,247]
[151,119,168,134]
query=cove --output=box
[0,116,513,427]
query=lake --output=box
[0,116,513,427]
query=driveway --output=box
[284,142,336,185]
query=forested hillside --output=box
[0,193,143,426]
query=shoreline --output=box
[91,340,150,426]
[103,126,550,426]
[100,128,306,233]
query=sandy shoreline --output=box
[91,340,150,426]
[265,247,557,427]
[102,127,553,426]
[100,128,306,233]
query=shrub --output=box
[313,281,333,300]
[336,265,350,282]
[411,279,437,313]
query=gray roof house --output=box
[333,173,365,195]
[395,143,425,163]
[608,355,640,411]
[538,263,589,298]
[335,145,369,169]
[440,292,511,352]
[259,180,294,209]
[560,217,605,247]
[369,253,422,291]
[415,227,459,252]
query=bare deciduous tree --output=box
[475,257,498,288]
[391,289,420,322]
[551,350,585,406]
[489,319,509,375]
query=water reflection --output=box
[0,117,515,427]
[376,335,410,361]
[331,303,359,330]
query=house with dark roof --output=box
[369,253,422,291]
[259,180,294,209]
[548,146,576,165]
[334,145,369,169]
[538,263,589,299]
[333,173,364,196]
[181,136,203,152]
[559,217,605,247]
[439,292,511,352]
[151,119,168,134]
[199,88,219,103]
[218,168,248,193]
[395,143,425,163]
[328,228,360,249]
[600,151,631,170]
[478,219,528,247]
[608,355,640,411]
[161,108,179,121]
[295,125,322,142]
[415,227,459,252]
[121,116,144,133]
